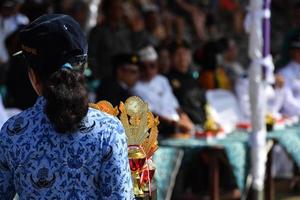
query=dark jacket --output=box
[167,69,206,124]
[96,78,132,106]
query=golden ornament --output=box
[92,100,119,116]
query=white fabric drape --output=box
[244,0,273,190]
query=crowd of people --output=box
[1,0,300,135]
[0,0,300,136]
[0,0,300,199]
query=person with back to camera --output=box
[0,14,134,199]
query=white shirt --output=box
[266,86,285,117]
[0,14,29,63]
[235,77,285,120]
[279,61,300,116]
[133,75,180,121]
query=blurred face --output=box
[140,61,158,81]
[224,40,238,62]
[109,0,124,22]
[0,5,16,17]
[173,47,192,73]
[117,64,140,87]
[145,11,159,32]
[291,48,300,63]
[73,7,88,28]
[125,6,145,32]
[158,49,170,74]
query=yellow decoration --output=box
[204,104,220,131]
[90,96,159,197]
[265,113,275,125]
[91,96,159,155]
[88,103,99,110]
[141,112,159,158]
[90,100,119,116]
[119,96,150,146]
[216,67,232,90]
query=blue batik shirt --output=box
[0,97,134,200]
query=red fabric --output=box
[220,0,238,11]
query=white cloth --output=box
[266,86,285,117]
[206,89,242,133]
[235,77,251,121]
[133,75,180,121]
[0,95,8,129]
[0,14,29,63]
[279,61,300,116]
[235,77,284,120]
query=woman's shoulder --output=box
[85,108,125,141]
[87,107,123,128]
[0,106,35,138]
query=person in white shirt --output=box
[133,46,194,135]
[217,37,246,87]
[279,34,300,116]
[235,74,286,121]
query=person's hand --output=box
[176,112,194,133]
[274,74,285,89]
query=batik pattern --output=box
[0,97,134,200]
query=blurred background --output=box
[2,0,300,199]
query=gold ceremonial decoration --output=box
[88,103,99,110]
[90,96,159,198]
[90,96,159,149]
[119,96,150,146]
[141,112,159,158]
[89,100,119,116]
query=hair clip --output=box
[62,63,73,70]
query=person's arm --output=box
[99,118,134,200]
[0,125,15,199]
[282,87,300,116]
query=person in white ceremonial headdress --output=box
[279,34,300,116]
[133,46,194,135]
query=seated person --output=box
[217,37,246,85]
[278,34,300,116]
[197,41,232,90]
[133,45,194,135]
[234,73,286,121]
[167,40,206,125]
[96,53,140,106]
